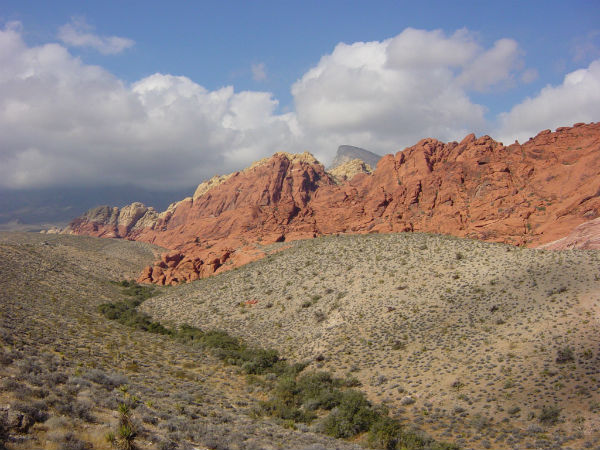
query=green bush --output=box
[368,416,402,449]
[98,300,171,335]
[322,390,377,438]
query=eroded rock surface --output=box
[66,123,600,284]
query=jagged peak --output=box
[193,152,322,201]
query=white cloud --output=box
[386,28,478,69]
[58,17,134,55]
[251,62,267,81]
[2,22,595,194]
[292,28,522,155]
[497,59,600,144]
[457,38,522,91]
[0,23,298,190]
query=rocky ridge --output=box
[65,122,600,284]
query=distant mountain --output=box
[66,122,600,285]
[329,145,381,170]
[0,185,193,230]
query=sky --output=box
[1,0,600,192]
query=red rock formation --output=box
[65,123,600,284]
[538,217,600,250]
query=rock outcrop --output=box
[328,159,373,183]
[66,122,600,284]
[330,145,381,170]
[538,217,600,250]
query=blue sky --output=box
[6,0,598,114]
[1,0,599,190]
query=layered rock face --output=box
[66,123,600,284]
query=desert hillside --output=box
[64,122,600,285]
[2,231,599,449]
[0,232,366,450]
[140,232,600,449]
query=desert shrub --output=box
[55,399,94,422]
[508,406,521,415]
[539,405,561,425]
[322,390,377,438]
[199,330,241,352]
[174,324,204,344]
[46,371,68,386]
[239,348,280,374]
[114,279,155,297]
[470,413,490,431]
[0,412,8,450]
[259,399,316,423]
[296,371,343,410]
[0,350,13,366]
[83,369,127,390]
[314,310,327,323]
[99,282,169,334]
[16,358,43,375]
[98,300,170,335]
[158,439,179,450]
[556,347,574,364]
[142,414,158,425]
[368,416,403,449]
[0,378,20,392]
[14,401,48,424]
[52,432,90,450]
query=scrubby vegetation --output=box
[100,281,456,449]
[3,231,600,449]
[141,232,600,449]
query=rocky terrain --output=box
[64,122,600,284]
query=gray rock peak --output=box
[330,145,381,170]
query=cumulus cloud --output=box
[251,62,267,81]
[2,22,594,194]
[0,23,298,190]
[497,59,600,144]
[58,17,134,54]
[457,38,522,91]
[292,28,527,156]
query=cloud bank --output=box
[0,22,598,191]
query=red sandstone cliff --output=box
[65,123,600,284]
